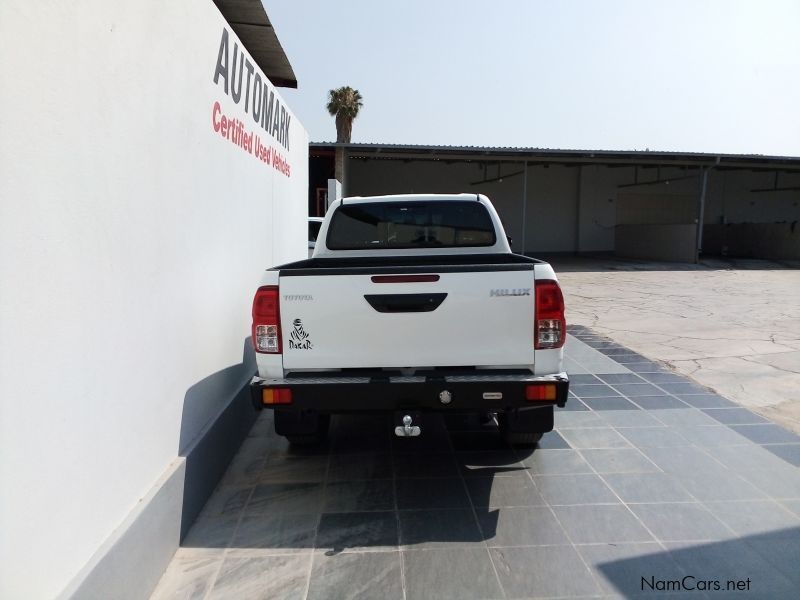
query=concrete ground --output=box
[554,256,800,434]
[151,332,800,599]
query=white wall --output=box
[0,2,308,598]
[605,167,800,227]
[575,165,619,252]
[711,170,800,224]
[523,165,579,252]
[617,191,698,227]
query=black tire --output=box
[276,412,330,445]
[286,433,326,446]
[501,430,543,446]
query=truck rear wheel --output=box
[285,433,327,446]
[499,407,553,447]
[501,430,543,445]
[275,410,330,446]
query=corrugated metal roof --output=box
[310,142,800,166]
[214,0,297,88]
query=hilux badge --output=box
[489,288,531,297]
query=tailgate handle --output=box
[364,293,447,313]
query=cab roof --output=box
[341,193,485,205]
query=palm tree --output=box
[327,86,363,143]
[326,86,363,187]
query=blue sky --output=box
[266,0,800,156]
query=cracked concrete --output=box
[550,256,800,433]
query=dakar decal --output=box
[289,318,313,350]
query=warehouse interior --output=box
[309,144,800,263]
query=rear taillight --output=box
[534,280,566,349]
[252,286,281,353]
[526,383,557,401]
[262,388,292,405]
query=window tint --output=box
[326,201,496,250]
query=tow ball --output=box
[394,414,421,437]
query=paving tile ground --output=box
[554,257,800,434]
[152,330,800,599]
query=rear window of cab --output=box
[326,201,496,250]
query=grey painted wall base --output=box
[58,379,258,600]
[180,382,258,539]
[56,459,185,600]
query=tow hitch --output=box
[394,413,421,437]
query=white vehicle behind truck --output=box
[250,194,569,445]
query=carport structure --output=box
[309,144,800,263]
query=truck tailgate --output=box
[278,267,536,370]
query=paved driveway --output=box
[152,330,800,599]
[555,257,800,434]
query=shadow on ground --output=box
[180,412,542,553]
[595,527,800,597]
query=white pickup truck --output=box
[250,193,569,446]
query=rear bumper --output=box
[249,372,569,413]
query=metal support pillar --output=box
[342,147,348,196]
[695,167,709,263]
[521,161,528,255]
[575,166,582,254]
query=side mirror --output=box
[506,235,513,247]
